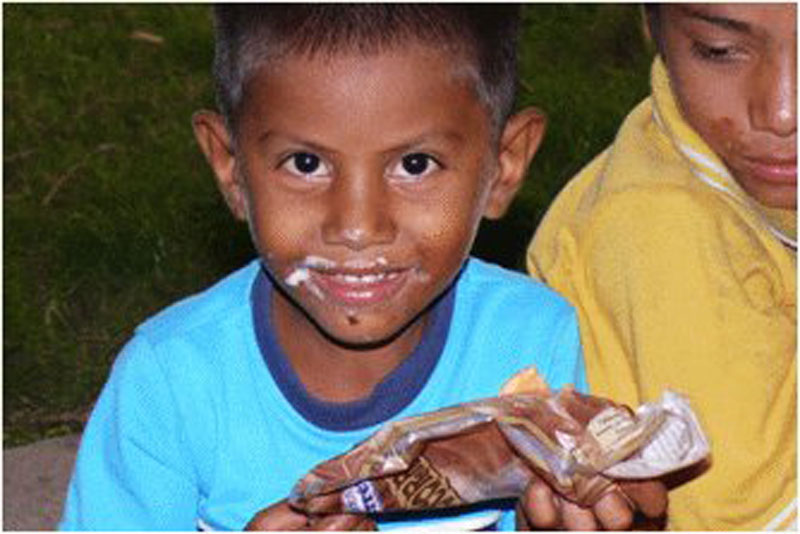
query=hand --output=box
[516,478,667,530]
[246,500,376,531]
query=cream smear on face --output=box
[283,255,335,299]
[283,255,434,329]
[283,255,392,299]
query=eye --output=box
[281,152,331,180]
[388,153,442,181]
[690,41,741,63]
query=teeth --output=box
[331,271,404,285]
[339,273,386,284]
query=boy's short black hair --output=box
[212,4,521,137]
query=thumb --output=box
[245,500,310,531]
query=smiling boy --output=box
[529,4,796,530]
[60,5,664,531]
[208,45,520,402]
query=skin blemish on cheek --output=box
[708,116,743,154]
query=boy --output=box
[61,5,662,530]
[529,4,796,530]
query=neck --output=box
[271,291,427,403]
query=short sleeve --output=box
[541,306,588,394]
[59,334,200,530]
[533,186,796,529]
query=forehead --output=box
[238,44,489,143]
[665,3,797,38]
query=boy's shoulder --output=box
[450,258,584,394]
[538,95,755,243]
[459,257,572,315]
[135,259,260,344]
[594,97,694,195]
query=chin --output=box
[750,188,797,210]
[730,167,796,209]
[326,331,399,350]
[315,319,403,350]
[769,198,797,210]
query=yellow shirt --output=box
[528,58,797,531]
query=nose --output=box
[750,46,797,137]
[321,167,396,250]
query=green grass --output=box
[4,5,254,445]
[4,4,653,446]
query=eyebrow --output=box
[258,129,467,155]
[258,131,339,156]
[390,130,467,151]
[680,6,753,34]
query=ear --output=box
[483,107,546,219]
[192,110,249,221]
[641,4,664,55]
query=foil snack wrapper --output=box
[289,388,709,516]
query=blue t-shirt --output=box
[60,257,586,531]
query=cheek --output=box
[247,194,316,263]
[411,189,486,263]
[706,117,747,155]
[676,78,748,157]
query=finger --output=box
[593,489,634,531]
[301,492,346,515]
[618,479,668,518]
[514,500,533,531]
[246,501,309,531]
[351,516,377,531]
[561,500,598,531]
[519,478,560,529]
[307,513,375,531]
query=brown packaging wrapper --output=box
[289,388,694,515]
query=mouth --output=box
[741,156,797,185]
[283,256,411,308]
[310,268,409,307]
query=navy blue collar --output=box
[251,266,454,431]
